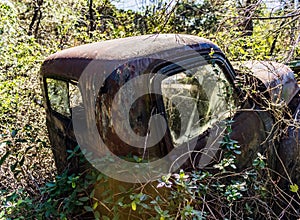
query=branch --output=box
[251,11,300,20]
[217,10,300,20]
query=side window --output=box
[161,63,235,146]
[46,78,83,117]
[46,78,70,117]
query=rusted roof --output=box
[40,34,222,80]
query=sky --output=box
[111,0,290,11]
[111,0,170,11]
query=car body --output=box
[40,34,300,183]
[289,60,300,75]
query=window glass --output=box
[69,83,83,109]
[46,78,70,117]
[161,63,235,146]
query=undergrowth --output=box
[1,123,300,219]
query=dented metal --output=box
[40,34,299,183]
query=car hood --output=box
[234,61,299,105]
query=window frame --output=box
[153,55,237,147]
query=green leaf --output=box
[79,197,89,202]
[94,211,100,219]
[11,129,17,137]
[84,206,93,212]
[45,182,56,188]
[290,184,299,193]
[75,201,83,206]
[0,210,5,218]
[140,203,150,210]
[139,194,147,201]
[90,189,95,198]
[17,199,24,205]
[96,174,103,181]
[154,205,162,214]
[74,145,80,152]
[131,201,137,211]
[234,150,241,155]
[93,201,98,210]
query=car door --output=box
[157,57,239,169]
[44,78,81,173]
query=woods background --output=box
[0,0,299,219]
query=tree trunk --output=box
[28,0,43,37]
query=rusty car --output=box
[40,34,300,186]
